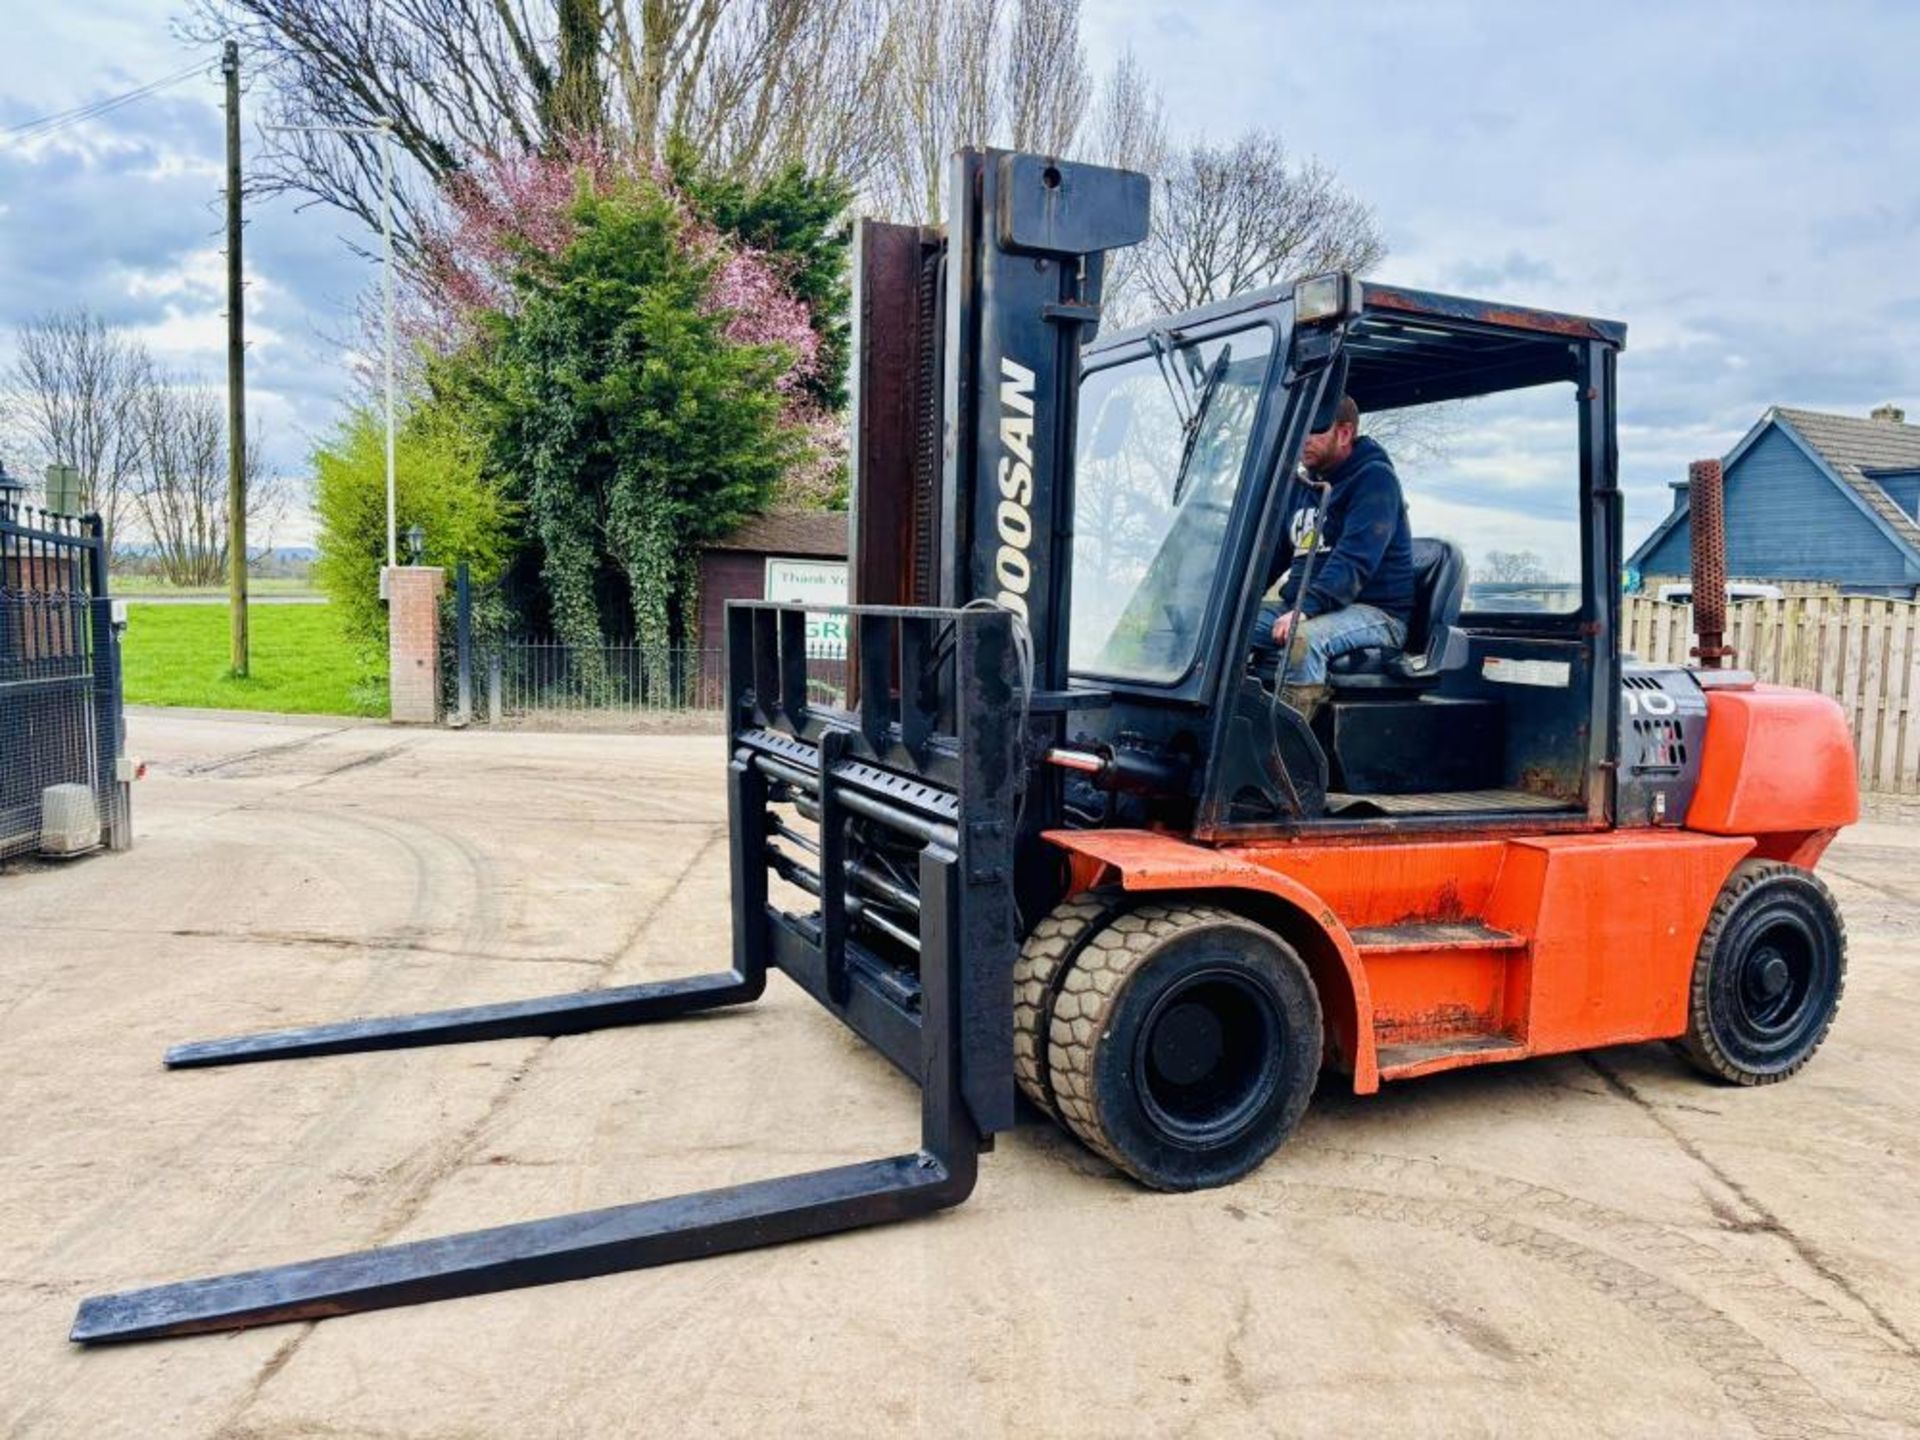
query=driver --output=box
[1250,395,1415,721]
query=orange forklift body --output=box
[1047,684,1858,1095]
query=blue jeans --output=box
[1251,602,1408,686]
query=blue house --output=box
[1630,404,1920,598]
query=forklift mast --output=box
[849,151,1150,915]
[850,151,1149,656]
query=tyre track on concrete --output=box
[1289,1145,1920,1428]
[21,798,501,1284]
[1586,1055,1920,1362]
[20,729,501,1284]
[7,920,605,968]
[1818,863,1913,907]
[213,825,726,1438]
[1247,1180,1858,1439]
[177,726,354,777]
[1021,1110,1890,1435]
[78,753,699,1287]
[171,803,531,1272]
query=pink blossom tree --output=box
[415,141,821,407]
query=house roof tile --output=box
[1772,406,1920,549]
[705,507,849,558]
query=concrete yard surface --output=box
[4,712,1919,1438]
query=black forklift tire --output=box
[1045,903,1321,1190]
[1013,893,1119,1121]
[1681,860,1847,1086]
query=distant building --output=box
[696,508,849,655]
[1630,404,1920,598]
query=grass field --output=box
[121,603,385,716]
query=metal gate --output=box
[0,500,129,859]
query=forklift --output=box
[73,150,1857,1342]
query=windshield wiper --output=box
[1145,329,1193,429]
[1169,346,1231,507]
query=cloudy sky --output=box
[2,1,1916,558]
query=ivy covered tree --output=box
[425,159,813,672]
[670,147,854,411]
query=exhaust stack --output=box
[1688,457,1734,669]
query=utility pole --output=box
[380,119,396,572]
[223,40,249,676]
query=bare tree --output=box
[130,378,286,587]
[1007,0,1089,155]
[1130,131,1385,317]
[1087,49,1167,178]
[664,1,896,190]
[871,0,1002,224]
[0,309,148,556]
[1084,50,1169,324]
[189,0,894,260]
[868,0,1111,224]
[1479,549,1550,585]
[1360,401,1464,467]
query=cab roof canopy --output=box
[1349,284,1626,412]
[1093,279,1627,414]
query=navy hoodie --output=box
[1264,435,1415,623]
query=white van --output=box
[1654,581,1784,605]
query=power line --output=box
[1,59,210,145]
[3,59,208,137]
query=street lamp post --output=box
[267,118,397,576]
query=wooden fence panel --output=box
[1621,593,1920,793]
[1896,609,1920,795]
[1871,604,1906,791]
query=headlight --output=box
[1293,272,1359,325]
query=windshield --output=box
[1070,326,1274,682]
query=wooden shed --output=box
[696,508,850,655]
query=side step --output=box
[1350,920,1527,953]
[1357,920,1532,1082]
[1377,1032,1529,1081]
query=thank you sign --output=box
[764,558,848,659]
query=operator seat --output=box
[1326,538,1470,693]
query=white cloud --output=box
[1087,0,1920,553]
[0,14,373,482]
[1407,491,1583,581]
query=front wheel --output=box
[1682,861,1846,1085]
[1045,903,1321,1190]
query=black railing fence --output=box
[443,563,846,725]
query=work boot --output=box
[1280,682,1329,726]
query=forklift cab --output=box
[1065,274,1625,838]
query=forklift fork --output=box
[73,604,1019,1344]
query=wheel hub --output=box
[1736,922,1816,1034]
[1755,952,1791,1000]
[1150,1001,1225,1086]
[1134,968,1284,1146]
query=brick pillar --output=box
[386,566,446,724]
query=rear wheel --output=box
[1682,861,1846,1085]
[1045,903,1321,1190]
